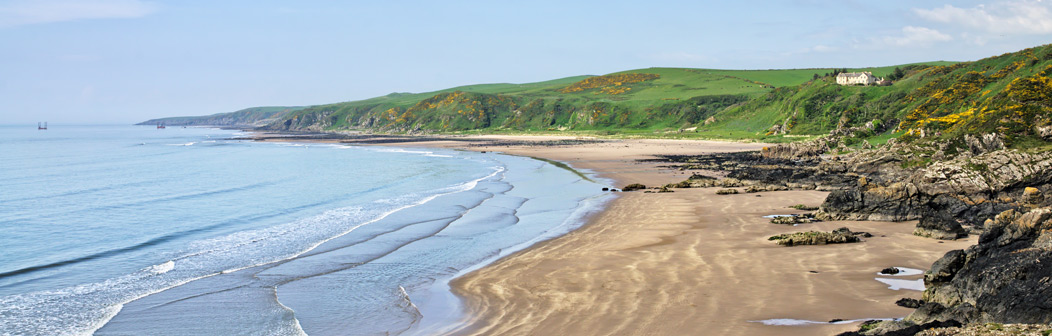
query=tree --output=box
[888,67,905,81]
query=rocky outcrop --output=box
[918,323,1052,335]
[818,148,1052,228]
[767,227,867,246]
[651,151,858,192]
[760,138,836,159]
[1024,187,1044,205]
[963,133,1005,155]
[657,142,1052,242]
[851,207,1052,335]
[913,212,968,240]
[622,183,646,191]
[715,188,739,195]
[909,208,1052,325]
[769,213,818,225]
[897,298,925,309]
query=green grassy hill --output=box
[149,44,1052,150]
[265,64,948,134]
[700,45,1052,148]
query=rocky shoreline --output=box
[651,134,1052,335]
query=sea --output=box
[0,125,613,335]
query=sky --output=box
[3,0,1052,124]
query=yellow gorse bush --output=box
[558,73,660,94]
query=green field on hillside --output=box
[151,44,1052,151]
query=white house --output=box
[836,72,879,85]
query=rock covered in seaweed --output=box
[769,213,818,225]
[767,227,866,246]
[715,188,739,195]
[622,183,646,191]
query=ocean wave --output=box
[0,159,505,336]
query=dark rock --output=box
[715,188,739,195]
[902,208,1052,326]
[809,270,819,273]
[665,181,693,189]
[830,319,844,323]
[881,267,901,275]
[622,183,646,192]
[896,298,925,309]
[839,319,962,336]
[602,187,609,191]
[914,213,967,240]
[924,250,966,286]
[919,322,1052,335]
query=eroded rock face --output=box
[907,208,1052,325]
[818,149,1052,229]
[963,133,1005,155]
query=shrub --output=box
[622,183,647,191]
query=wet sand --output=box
[255,134,974,335]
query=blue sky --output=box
[3,0,1052,124]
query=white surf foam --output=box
[146,261,174,275]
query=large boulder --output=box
[913,212,968,240]
[909,208,1052,325]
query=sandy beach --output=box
[256,134,975,335]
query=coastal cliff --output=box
[137,106,305,127]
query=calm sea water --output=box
[0,125,611,335]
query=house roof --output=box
[836,72,874,78]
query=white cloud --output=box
[915,1,1052,34]
[811,45,838,52]
[877,26,954,47]
[0,0,157,27]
